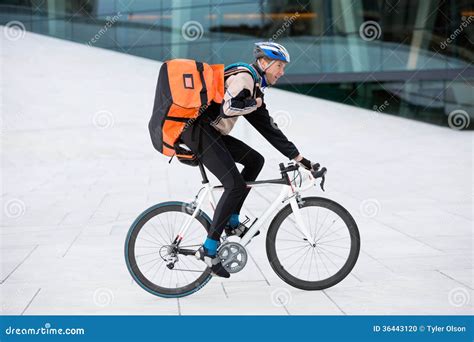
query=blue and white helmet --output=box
[254,42,290,63]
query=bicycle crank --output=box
[218,242,247,274]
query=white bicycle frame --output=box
[175,164,319,247]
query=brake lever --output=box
[311,166,327,192]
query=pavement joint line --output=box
[360,250,396,273]
[322,290,346,315]
[109,212,123,235]
[21,288,41,315]
[435,269,473,290]
[247,249,271,287]
[0,244,39,284]
[373,217,446,253]
[281,300,291,315]
[62,193,112,257]
[62,228,85,258]
[439,209,472,222]
[1,226,83,235]
[349,272,363,283]
[57,212,71,226]
[242,204,271,286]
[221,282,229,299]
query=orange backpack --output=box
[148,59,224,162]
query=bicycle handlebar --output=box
[279,163,299,173]
[279,162,327,192]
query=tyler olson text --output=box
[427,325,466,333]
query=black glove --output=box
[297,157,313,170]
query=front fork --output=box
[288,193,316,246]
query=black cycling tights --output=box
[181,118,264,240]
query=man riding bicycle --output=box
[181,42,316,278]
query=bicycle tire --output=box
[266,197,360,290]
[125,201,212,298]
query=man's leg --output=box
[181,123,247,241]
[221,135,265,227]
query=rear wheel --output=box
[266,197,360,290]
[125,202,212,298]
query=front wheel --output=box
[266,197,360,290]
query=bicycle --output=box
[125,161,360,298]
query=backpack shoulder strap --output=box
[224,62,259,84]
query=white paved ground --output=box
[1,30,473,315]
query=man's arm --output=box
[244,102,300,160]
[221,73,258,117]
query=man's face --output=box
[261,59,287,85]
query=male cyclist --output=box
[181,42,316,278]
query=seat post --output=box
[198,161,209,184]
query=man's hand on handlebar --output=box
[294,155,317,171]
[293,155,327,191]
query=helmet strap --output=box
[257,59,275,72]
[257,59,276,88]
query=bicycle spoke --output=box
[318,235,349,244]
[279,226,306,240]
[184,224,205,243]
[307,247,315,280]
[136,251,160,258]
[312,207,319,241]
[315,216,338,243]
[156,215,172,242]
[278,243,311,266]
[183,254,204,269]
[286,246,311,270]
[150,258,165,281]
[286,216,308,237]
[142,227,163,245]
[176,257,191,284]
[278,245,309,260]
[158,259,168,285]
[150,221,170,245]
[276,238,308,243]
[296,246,312,276]
[142,257,163,275]
[172,211,178,236]
[316,246,342,270]
[137,236,162,246]
[314,246,321,279]
[315,247,331,277]
[276,244,310,252]
[318,243,349,249]
[135,245,161,249]
[316,224,346,243]
[314,210,329,241]
[316,244,348,260]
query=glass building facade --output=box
[1,0,473,129]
